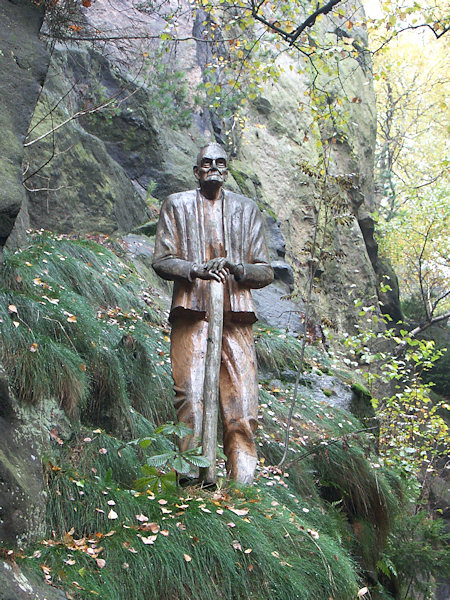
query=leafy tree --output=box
[368,4,449,340]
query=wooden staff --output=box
[200,278,224,484]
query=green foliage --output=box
[254,325,304,373]
[132,422,210,491]
[382,510,450,599]
[143,55,192,129]
[0,232,173,425]
[341,306,449,486]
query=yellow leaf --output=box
[8,304,18,314]
[29,342,39,352]
[67,315,77,323]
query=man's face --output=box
[194,145,228,189]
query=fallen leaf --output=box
[67,315,77,323]
[49,428,64,445]
[229,508,249,517]
[8,304,18,314]
[29,342,39,353]
[307,528,319,539]
[160,530,169,536]
[158,499,168,505]
[226,522,236,528]
[357,588,369,597]
[107,509,118,520]
[139,535,157,545]
[184,553,192,562]
[107,500,116,506]
[244,548,252,554]
[136,514,148,522]
[232,540,242,551]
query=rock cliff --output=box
[12,0,400,332]
[0,2,419,599]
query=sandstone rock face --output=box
[0,560,66,600]
[0,363,72,548]
[0,0,49,256]
[0,364,46,546]
[15,0,400,333]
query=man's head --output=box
[194,143,228,192]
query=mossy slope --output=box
[0,232,404,599]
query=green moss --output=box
[351,381,377,425]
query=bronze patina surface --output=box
[153,143,273,484]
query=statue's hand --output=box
[191,259,244,283]
[190,262,227,283]
[205,258,244,281]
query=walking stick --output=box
[199,278,224,484]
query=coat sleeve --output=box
[152,197,195,282]
[236,203,274,289]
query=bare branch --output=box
[395,311,450,355]
[23,83,138,149]
[289,0,343,45]
[249,0,343,47]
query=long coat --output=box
[152,189,273,322]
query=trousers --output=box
[170,316,259,484]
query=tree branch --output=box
[395,311,450,355]
[289,0,343,45]
[249,0,343,47]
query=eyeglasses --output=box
[200,158,227,169]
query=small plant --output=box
[340,302,448,483]
[130,422,211,492]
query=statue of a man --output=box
[152,143,273,483]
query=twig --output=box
[394,311,450,355]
